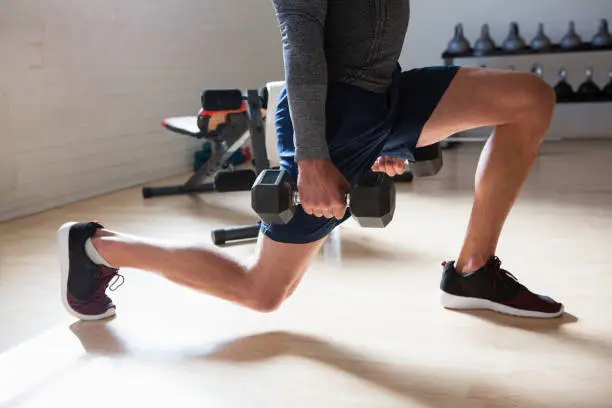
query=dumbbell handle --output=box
[292,191,351,207]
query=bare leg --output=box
[92,229,324,312]
[416,67,556,273]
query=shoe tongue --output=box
[485,256,502,270]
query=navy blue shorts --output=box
[260,65,460,244]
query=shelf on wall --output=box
[442,43,612,62]
[557,97,612,103]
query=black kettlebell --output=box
[473,24,496,56]
[561,21,583,50]
[530,23,553,52]
[602,70,612,99]
[553,69,574,102]
[502,22,526,53]
[531,63,544,78]
[446,23,472,55]
[591,19,612,48]
[577,68,602,100]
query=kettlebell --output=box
[577,68,602,100]
[553,69,574,102]
[502,22,526,53]
[591,19,612,48]
[446,23,472,55]
[530,23,553,52]
[602,70,612,99]
[561,21,583,50]
[474,24,496,56]
[531,63,544,78]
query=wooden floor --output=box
[1,140,612,408]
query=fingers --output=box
[393,158,406,175]
[372,156,406,177]
[303,204,346,220]
[332,206,346,219]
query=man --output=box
[57,0,564,321]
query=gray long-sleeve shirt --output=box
[272,0,410,162]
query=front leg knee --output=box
[243,275,289,313]
[517,73,556,132]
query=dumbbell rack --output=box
[441,41,612,143]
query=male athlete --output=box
[57,0,564,320]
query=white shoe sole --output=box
[57,222,116,321]
[440,290,564,319]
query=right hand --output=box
[297,159,349,220]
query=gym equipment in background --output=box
[142,95,259,199]
[251,169,396,228]
[440,19,612,146]
[576,67,603,100]
[531,63,543,78]
[443,19,612,61]
[502,22,527,53]
[445,23,472,56]
[142,88,269,245]
[560,21,583,50]
[603,70,612,97]
[530,23,553,52]
[592,19,612,48]
[554,69,575,102]
[552,67,612,103]
[473,24,496,56]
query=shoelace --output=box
[92,269,125,302]
[487,256,522,295]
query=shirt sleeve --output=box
[272,0,329,162]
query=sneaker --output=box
[57,221,123,320]
[439,256,564,318]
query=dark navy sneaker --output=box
[439,256,564,318]
[57,221,122,320]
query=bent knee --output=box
[247,291,286,313]
[511,72,555,121]
[243,270,292,313]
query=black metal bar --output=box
[211,224,260,245]
[246,89,270,174]
[142,183,215,198]
[442,43,612,61]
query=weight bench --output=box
[142,95,259,199]
[142,88,271,245]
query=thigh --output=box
[382,65,459,160]
[249,232,326,298]
[416,66,538,147]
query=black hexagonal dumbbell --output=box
[409,142,443,177]
[251,169,396,228]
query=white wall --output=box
[401,0,612,140]
[0,0,284,221]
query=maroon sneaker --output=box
[57,221,122,320]
[439,256,564,318]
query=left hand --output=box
[371,156,406,177]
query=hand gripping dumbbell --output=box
[251,169,396,228]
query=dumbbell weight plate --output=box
[251,169,297,225]
[409,143,443,177]
[349,172,396,228]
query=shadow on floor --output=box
[69,311,608,408]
